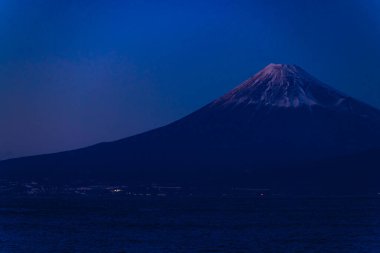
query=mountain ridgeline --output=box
[2,64,380,194]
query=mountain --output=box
[1,64,380,193]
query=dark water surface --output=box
[0,196,380,252]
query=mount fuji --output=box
[1,64,380,193]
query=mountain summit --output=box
[1,64,380,193]
[212,63,346,108]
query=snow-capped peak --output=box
[212,63,347,108]
[255,63,313,82]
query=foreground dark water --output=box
[0,196,380,252]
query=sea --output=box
[0,195,380,252]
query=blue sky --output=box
[1,0,380,159]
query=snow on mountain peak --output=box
[256,63,312,82]
[212,63,347,109]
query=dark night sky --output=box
[1,0,380,159]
